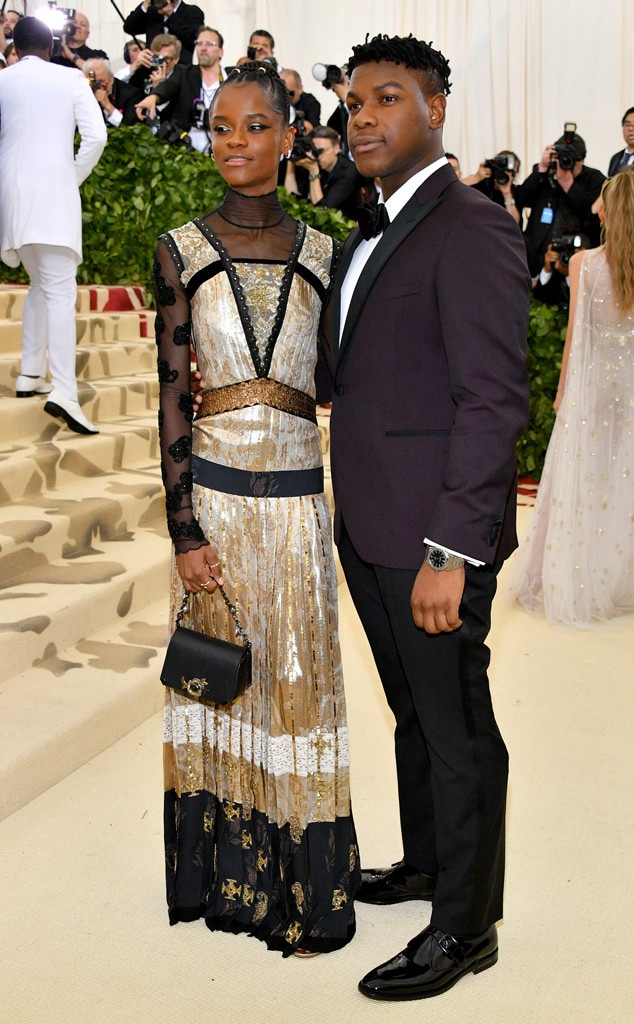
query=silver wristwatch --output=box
[425,547,465,571]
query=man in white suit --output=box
[0,17,106,434]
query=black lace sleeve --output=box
[154,234,209,555]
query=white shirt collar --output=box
[380,156,448,220]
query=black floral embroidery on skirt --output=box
[158,359,179,384]
[158,408,164,432]
[168,434,192,463]
[165,471,193,511]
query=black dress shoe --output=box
[358,923,498,1000]
[357,860,436,904]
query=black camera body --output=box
[151,53,166,68]
[157,121,193,150]
[192,98,206,130]
[552,122,578,171]
[551,232,583,267]
[289,110,318,162]
[484,155,515,185]
[312,63,345,90]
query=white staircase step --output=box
[0,594,169,820]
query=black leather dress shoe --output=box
[358,923,498,1000]
[357,860,436,904]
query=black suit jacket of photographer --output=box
[150,64,207,131]
[319,152,367,221]
[123,1,204,65]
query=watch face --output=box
[428,547,448,570]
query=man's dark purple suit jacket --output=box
[325,162,532,571]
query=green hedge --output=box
[0,125,565,479]
[518,299,567,480]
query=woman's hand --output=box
[176,545,224,594]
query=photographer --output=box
[55,11,108,71]
[122,1,204,66]
[284,125,368,221]
[280,69,320,131]
[463,150,522,223]
[515,129,605,278]
[134,26,225,153]
[532,232,590,309]
[115,39,154,89]
[84,58,143,127]
[312,63,351,157]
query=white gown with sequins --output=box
[513,247,634,625]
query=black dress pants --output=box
[338,522,508,935]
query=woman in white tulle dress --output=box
[513,170,634,626]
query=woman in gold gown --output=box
[154,62,359,956]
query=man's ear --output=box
[427,92,446,129]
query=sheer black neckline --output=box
[217,188,286,229]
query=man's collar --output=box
[380,156,448,221]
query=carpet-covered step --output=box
[0,524,170,681]
[0,593,169,821]
[0,337,157,395]
[0,283,149,321]
[0,309,155,354]
[0,374,158,445]
[0,413,159,507]
[0,463,164,576]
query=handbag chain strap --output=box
[175,580,251,650]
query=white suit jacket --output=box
[0,55,107,266]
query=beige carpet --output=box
[2,506,633,1024]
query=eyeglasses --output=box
[196,40,220,48]
[623,121,634,129]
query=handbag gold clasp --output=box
[182,677,206,699]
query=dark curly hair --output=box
[347,34,452,97]
[210,60,290,125]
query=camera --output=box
[484,154,516,185]
[151,53,166,68]
[87,69,100,93]
[34,4,76,57]
[312,63,345,90]
[552,122,578,171]
[192,98,207,130]
[157,121,193,150]
[289,110,318,162]
[551,232,585,267]
[246,45,256,60]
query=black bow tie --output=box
[357,202,390,241]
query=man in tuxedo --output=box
[326,34,531,999]
[607,107,634,175]
[123,0,204,66]
[0,17,106,434]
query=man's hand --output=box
[538,145,557,173]
[543,243,558,273]
[410,561,465,634]
[135,94,158,121]
[295,153,319,172]
[150,63,167,86]
[131,49,154,75]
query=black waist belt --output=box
[192,454,324,498]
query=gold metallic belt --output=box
[195,379,317,424]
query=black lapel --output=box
[335,192,442,369]
[330,230,365,368]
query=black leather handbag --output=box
[161,584,251,706]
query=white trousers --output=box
[18,243,79,402]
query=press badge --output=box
[540,207,554,224]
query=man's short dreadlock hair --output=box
[347,34,452,97]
